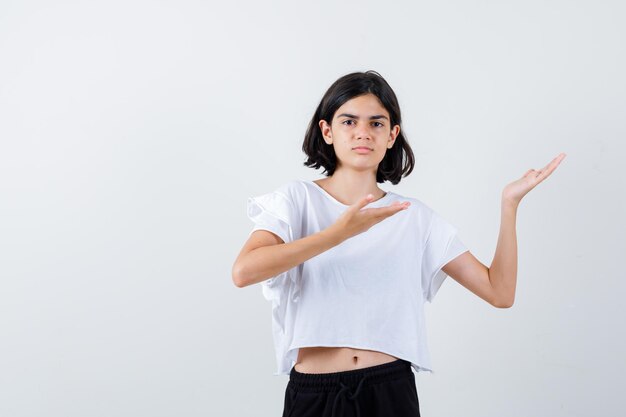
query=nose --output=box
[355,124,372,141]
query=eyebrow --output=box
[336,113,389,121]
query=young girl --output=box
[232,70,565,417]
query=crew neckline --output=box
[305,179,394,208]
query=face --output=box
[319,93,400,173]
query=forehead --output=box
[334,94,388,117]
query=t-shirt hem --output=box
[271,343,435,376]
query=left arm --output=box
[442,152,567,308]
[440,198,517,308]
[441,198,517,308]
[488,199,518,308]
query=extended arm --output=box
[488,199,518,307]
[442,198,518,308]
[233,193,410,288]
[232,227,343,288]
[442,152,566,308]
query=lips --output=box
[353,147,373,155]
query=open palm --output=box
[503,152,567,205]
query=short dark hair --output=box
[302,70,415,185]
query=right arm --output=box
[231,226,344,288]
[232,193,410,288]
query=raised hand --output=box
[330,194,411,241]
[502,152,567,206]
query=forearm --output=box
[489,198,519,307]
[236,226,345,288]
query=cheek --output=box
[333,137,350,147]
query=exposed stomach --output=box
[294,346,399,374]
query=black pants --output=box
[282,358,421,417]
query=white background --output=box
[1,1,624,416]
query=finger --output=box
[540,152,567,174]
[378,201,411,217]
[548,153,567,170]
[536,159,562,180]
[530,153,566,182]
[353,193,377,210]
[388,199,410,208]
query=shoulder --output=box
[389,191,436,217]
[387,192,443,239]
[274,179,304,193]
[274,179,307,202]
[256,179,307,212]
[396,194,463,240]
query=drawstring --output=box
[331,374,368,417]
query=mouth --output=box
[352,147,373,151]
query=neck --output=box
[316,170,385,204]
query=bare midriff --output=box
[294,346,400,374]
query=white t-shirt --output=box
[247,179,468,376]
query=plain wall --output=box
[1,0,624,416]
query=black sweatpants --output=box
[282,358,421,417]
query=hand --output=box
[329,194,411,241]
[502,152,567,206]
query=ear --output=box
[318,119,333,145]
[388,124,400,148]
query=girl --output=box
[232,70,565,417]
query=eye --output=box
[342,120,384,127]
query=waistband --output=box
[288,358,413,393]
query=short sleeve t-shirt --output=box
[247,179,469,376]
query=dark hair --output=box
[302,70,415,185]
